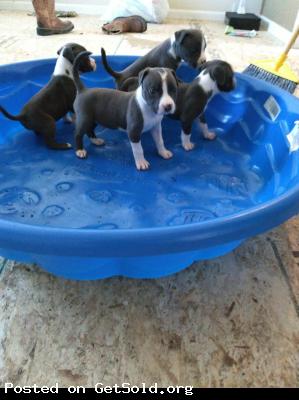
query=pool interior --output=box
[0,57,298,230]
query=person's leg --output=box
[32,0,74,36]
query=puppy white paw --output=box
[203,131,216,140]
[76,149,87,159]
[136,159,150,171]
[159,149,173,159]
[66,143,72,148]
[90,137,105,146]
[182,142,195,151]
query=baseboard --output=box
[167,9,225,21]
[0,1,33,12]
[260,15,299,49]
[0,1,225,21]
[0,1,106,15]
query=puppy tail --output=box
[0,105,21,121]
[101,47,121,81]
[73,51,92,93]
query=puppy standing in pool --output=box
[171,60,236,150]
[101,29,207,91]
[72,51,178,171]
[0,43,96,149]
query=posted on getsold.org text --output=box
[3,382,194,396]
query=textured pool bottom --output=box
[1,56,299,279]
[0,118,263,229]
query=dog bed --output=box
[0,56,299,279]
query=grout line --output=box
[267,237,299,318]
[113,37,124,56]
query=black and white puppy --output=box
[0,43,96,149]
[72,51,178,171]
[101,29,206,91]
[171,60,235,151]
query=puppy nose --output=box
[198,58,206,66]
[164,104,172,112]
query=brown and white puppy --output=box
[0,43,96,150]
[101,29,207,91]
[72,51,178,171]
[170,60,236,150]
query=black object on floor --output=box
[225,12,261,30]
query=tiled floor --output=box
[0,11,299,387]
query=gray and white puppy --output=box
[101,29,206,91]
[72,51,178,171]
[0,43,96,149]
[170,60,235,150]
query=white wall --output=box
[53,0,263,13]
[0,0,105,13]
[262,0,299,30]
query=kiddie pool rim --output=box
[0,184,299,258]
[0,57,299,258]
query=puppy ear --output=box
[57,46,63,55]
[138,67,150,85]
[61,46,75,63]
[57,43,82,59]
[211,66,226,86]
[174,29,189,44]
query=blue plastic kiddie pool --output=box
[0,56,299,280]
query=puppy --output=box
[72,51,178,171]
[101,29,206,91]
[170,60,235,150]
[0,43,96,149]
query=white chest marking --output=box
[53,54,74,80]
[197,71,219,97]
[135,86,163,132]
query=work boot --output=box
[32,0,74,36]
